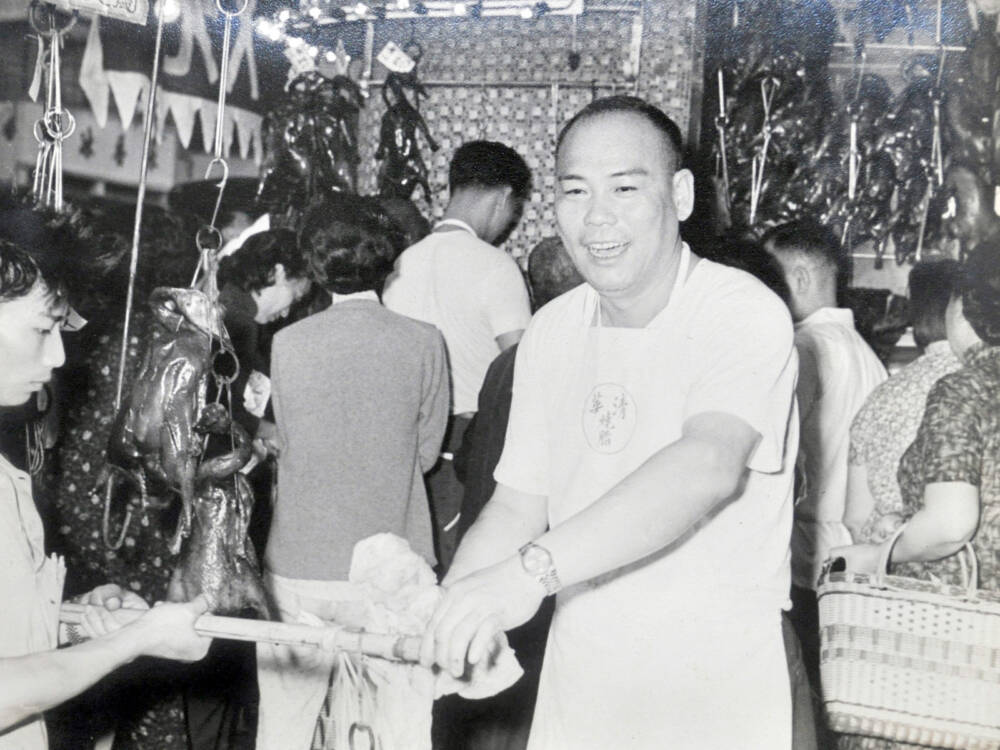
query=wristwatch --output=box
[518,541,562,596]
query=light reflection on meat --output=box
[107,287,227,554]
[168,403,272,618]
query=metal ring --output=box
[43,108,75,139]
[33,118,50,144]
[212,348,240,387]
[196,225,223,254]
[28,0,77,37]
[216,0,249,15]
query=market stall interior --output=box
[1,0,999,747]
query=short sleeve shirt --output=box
[495,257,798,609]
[0,454,64,750]
[382,229,531,415]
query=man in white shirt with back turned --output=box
[764,220,887,748]
[383,140,532,571]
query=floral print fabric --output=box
[848,341,960,543]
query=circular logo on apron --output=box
[582,383,637,453]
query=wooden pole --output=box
[60,603,422,663]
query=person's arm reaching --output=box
[0,596,210,732]
[421,412,760,676]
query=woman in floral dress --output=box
[833,245,1000,750]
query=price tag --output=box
[49,0,150,25]
[377,41,415,74]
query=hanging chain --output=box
[29,1,76,212]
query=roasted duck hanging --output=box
[257,71,364,216]
[105,287,232,554]
[167,403,272,618]
[376,71,439,202]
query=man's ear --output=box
[672,168,695,222]
[792,263,811,296]
[493,185,515,218]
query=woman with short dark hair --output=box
[255,194,448,749]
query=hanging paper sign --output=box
[50,0,149,25]
[377,41,415,74]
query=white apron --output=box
[526,247,791,750]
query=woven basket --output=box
[817,527,1000,749]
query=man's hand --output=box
[254,419,280,459]
[75,584,149,639]
[828,542,884,575]
[420,555,544,678]
[130,596,212,662]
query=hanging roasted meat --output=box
[106,287,230,554]
[257,71,364,217]
[167,403,271,618]
[375,72,439,202]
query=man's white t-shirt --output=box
[792,307,887,589]
[495,255,798,749]
[382,227,531,415]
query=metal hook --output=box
[204,156,230,229]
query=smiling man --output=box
[420,96,799,748]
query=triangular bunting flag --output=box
[106,71,147,131]
[198,102,217,154]
[79,16,109,127]
[163,91,198,149]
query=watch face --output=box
[521,544,552,576]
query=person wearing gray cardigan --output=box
[256,195,449,749]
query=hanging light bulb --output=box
[354,2,369,15]
[156,0,181,22]
[308,6,322,18]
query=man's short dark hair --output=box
[301,194,404,296]
[703,233,791,306]
[0,194,122,310]
[219,228,306,293]
[556,95,684,172]
[909,259,961,349]
[449,141,532,202]
[762,219,841,275]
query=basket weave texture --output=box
[818,565,1000,749]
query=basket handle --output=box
[874,523,979,599]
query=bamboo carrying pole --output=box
[59,603,422,663]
